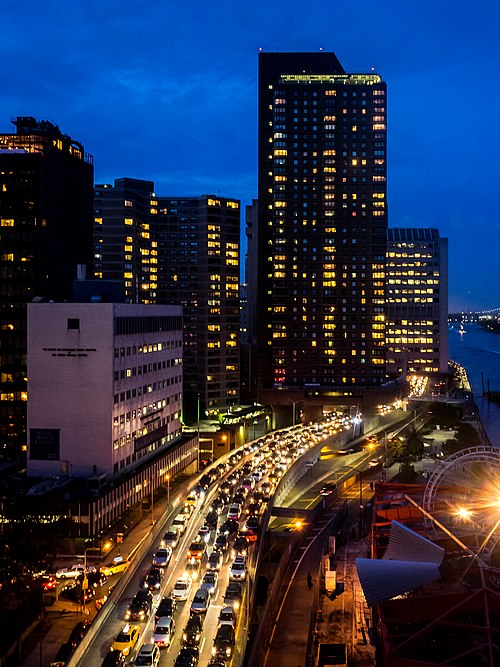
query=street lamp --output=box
[340,464,364,537]
[288,400,299,427]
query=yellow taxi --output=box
[111,623,140,655]
[100,557,129,577]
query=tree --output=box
[407,430,424,462]
[455,423,480,449]
[428,402,461,428]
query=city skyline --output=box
[2,1,499,311]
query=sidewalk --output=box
[14,477,187,667]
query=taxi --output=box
[111,623,140,655]
[100,557,129,577]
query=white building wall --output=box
[27,302,183,480]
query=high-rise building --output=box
[156,195,240,419]
[95,182,240,419]
[386,228,448,377]
[251,52,388,408]
[0,117,94,459]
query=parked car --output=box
[152,616,176,648]
[100,557,129,577]
[125,590,153,621]
[55,563,95,579]
[50,642,74,666]
[155,595,176,623]
[68,618,92,647]
[133,643,160,667]
[182,614,204,646]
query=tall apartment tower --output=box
[0,117,94,458]
[252,52,387,403]
[386,228,448,376]
[156,196,240,420]
[95,182,240,419]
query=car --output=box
[111,623,140,656]
[232,490,246,505]
[241,477,255,491]
[240,525,258,542]
[223,581,242,610]
[155,595,176,623]
[218,605,236,628]
[214,534,229,552]
[142,567,163,591]
[37,574,57,591]
[133,643,161,666]
[125,589,153,621]
[101,650,126,666]
[320,483,336,496]
[185,491,198,507]
[55,563,95,579]
[232,535,248,558]
[197,525,211,543]
[152,615,176,648]
[174,646,199,667]
[205,510,218,528]
[172,577,191,600]
[68,618,92,647]
[207,660,226,667]
[211,624,235,660]
[161,531,179,549]
[245,502,261,516]
[207,549,224,571]
[60,580,96,605]
[200,570,218,596]
[182,614,204,646]
[183,559,201,582]
[78,570,107,589]
[229,556,247,581]
[369,456,383,468]
[210,498,224,515]
[227,504,241,521]
[50,641,74,667]
[245,515,261,532]
[100,557,129,577]
[152,546,172,567]
[172,515,188,534]
[219,519,238,536]
[190,587,210,615]
[187,541,206,560]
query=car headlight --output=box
[196,633,200,641]
[234,601,240,610]
[212,647,216,656]
[183,633,187,641]
[125,611,130,620]
[226,647,231,656]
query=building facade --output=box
[0,117,94,459]
[27,302,183,479]
[251,52,388,405]
[386,228,448,377]
[94,182,240,419]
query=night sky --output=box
[2,0,499,312]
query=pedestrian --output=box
[307,572,313,590]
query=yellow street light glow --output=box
[294,520,303,530]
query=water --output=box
[448,322,500,446]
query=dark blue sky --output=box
[2,1,499,312]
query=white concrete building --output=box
[27,302,183,480]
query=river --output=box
[448,321,500,446]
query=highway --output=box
[75,418,348,666]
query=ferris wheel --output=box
[422,446,500,566]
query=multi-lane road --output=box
[74,410,410,666]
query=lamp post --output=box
[288,400,298,427]
[165,473,170,506]
[150,470,155,526]
[341,464,364,537]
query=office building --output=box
[251,52,388,408]
[95,182,240,418]
[386,228,448,376]
[27,302,183,479]
[0,117,94,459]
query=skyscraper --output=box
[95,182,240,419]
[386,228,448,377]
[251,52,387,409]
[0,117,94,458]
